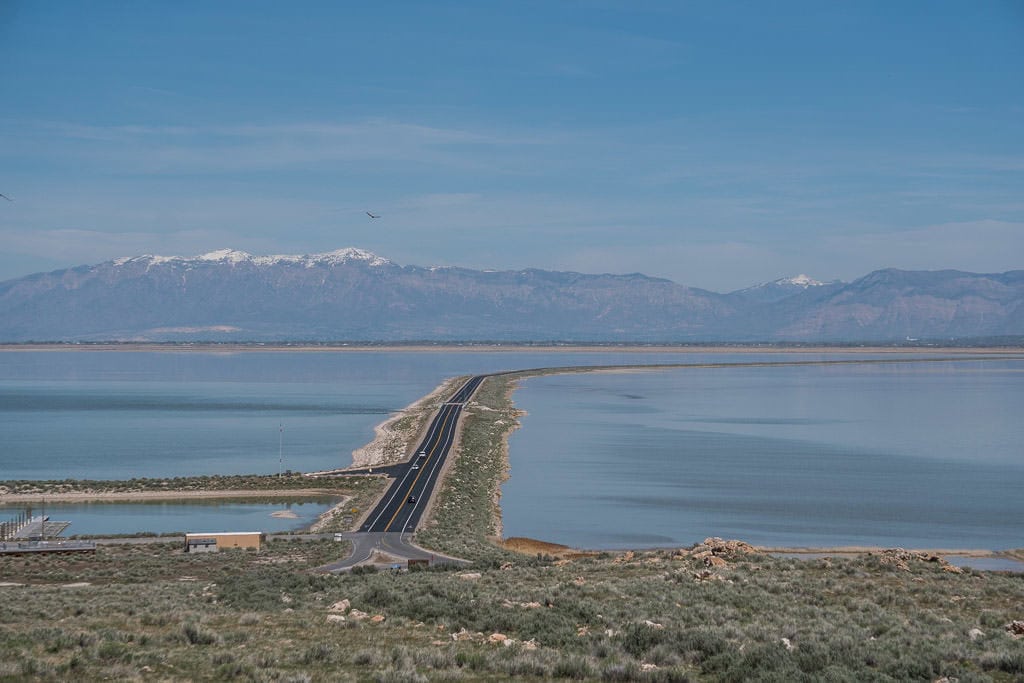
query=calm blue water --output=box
[2,350,1020,548]
[0,499,335,536]
[0,349,921,480]
[503,360,1024,550]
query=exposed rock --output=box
[700,537,757,556]
[348,609,369,621]
[370,614,386,624]
[488,633,508,644]
[693,570,725,583]
[643,620,665,630]
[576,626,590,637]
[329,599,350,613]
[641,663,658,671]
[678,538,757,565]
[875,549,963,573]
[968,628,985,640]
[1007,620,1024,638]
[614,551,636,563]
[326,614,346,624]
[521,639,538,650]
[573,576,586,585]
[457,572,482,581]
[781,637,794,651]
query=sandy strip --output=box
[1,343,1020,354]
[0,489,342,504]
[348,376,465,469]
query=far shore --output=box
[1,342,1021,354]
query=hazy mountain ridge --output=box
[1,250,1021,342]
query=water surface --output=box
[0,499,334,536]
[503,360,1024,550]
[1,349,935,479]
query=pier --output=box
[1,515,71,541]
[0,510,87,554]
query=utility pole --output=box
[278,422,284,478]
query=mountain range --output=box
[1,248,1021,342]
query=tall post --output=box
[278,422,283,478]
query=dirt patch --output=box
[501,536,596,560]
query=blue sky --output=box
[1,1,1022,291]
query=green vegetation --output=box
[415,374,524,565]
[2,375,1023,680]
[0,472,375,497]
[2,540,1023,681]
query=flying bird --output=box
[0,193,11,201]
[366,211,380,219]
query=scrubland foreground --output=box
[2,374,1023,681]
[1,539,1023,682]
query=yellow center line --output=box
[383,405,459,532]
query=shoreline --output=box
[455,361,1024,560]
[1,342,1021,354]
[486,378,525,542]
[348,376,465,469]
[0,488,342,504]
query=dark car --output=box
[407,495,417,504]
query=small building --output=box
[185,531,264,553]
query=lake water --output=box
[0,348,917,479]
[503,359,1024,550]
[2,349,1021,548]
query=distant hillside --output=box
[0,248,1021,342]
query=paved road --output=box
[317,532,464,572]
[359,375,485,534]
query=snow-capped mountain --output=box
[0,251,1021,342]
[112,247,392,270]
[729,274,843,304]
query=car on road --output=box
[411,464,419,470]
[407,495,417,504]
[418,451,426,457]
